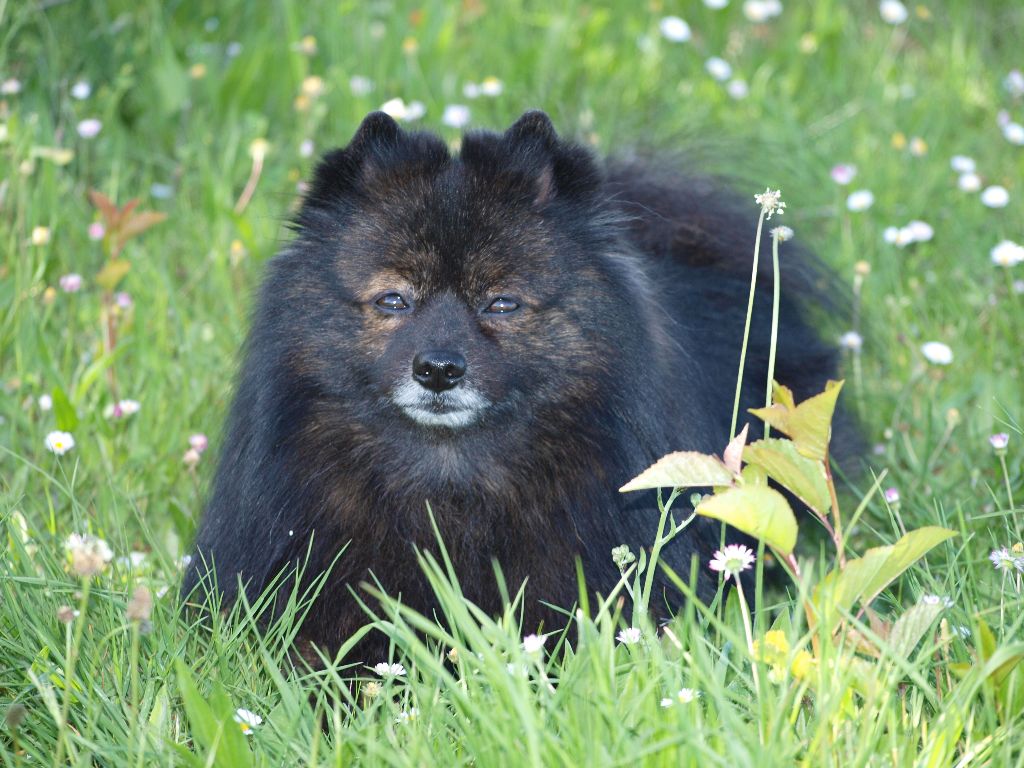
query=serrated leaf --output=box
[619,451,734,492]
[888,602,944,658]
[749,380,844,461]
[96,259,131,291]
[813,526,957,633]
[695,486,798,554]
[51,386,78,431]
[743,438,830,516]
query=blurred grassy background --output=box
[2,1,1024,764]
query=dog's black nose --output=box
[412,350,467,392]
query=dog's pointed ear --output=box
[349,111,402,153]
[500,110,601,206]
[303,112,447,210]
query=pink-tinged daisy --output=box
[883,487,900,504]
[990,547,1024,573]
[616,627,643,645]
[59,273,83,293]
[709,543,755,578]
[830,163,857,185]
[76,118,102,139]
[189,433,209,453]
[989,433,1009,450]
[88,221,105,240]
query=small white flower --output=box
[395,707,419,724]
[830,163,857,185]
[59,273,83,293]
[233,708,262,735]
[299,139,314,158]
[462,82,481,99]
[754,188,786,219]
[379,98,425,122]
[104,399,141,419]
[981,185,1010,208]
[675,687,699,703]
[838,331,863,351]
[846,189,875,212]
[522,633,547,654]
[372,662,407,677]
[709,543,756,578]
[743,0,782,23]
[703,0,729,7]
[479,77,503,97]
[71,81,92,100]
[705,57,732,82]
[921,594,954,608]
[0,78,22,95]
[726,78,749,100]
[920,341,953,365]
[150,182,174,199]
[38,394,53,411]
[958,172,982,192]
[32,226,52,246]
[660,688,699,706]
[659,16,692,43]
[441,104,471,128]
[905,220,933,242]
[76,119,102,139]
[1004,122,1024,145]
[883,487,900,504]
[991,240,1024,268]
[879,0,908,24]
[45,430,75,455]
[771,225,794,242]
[1004,69,1024,98]
[950,155,975,173]
[349,75,373,96]
[616,627,643,645]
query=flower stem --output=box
[764,231,782,437]
[52,579,91,768]
[730,209,766,441]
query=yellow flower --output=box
[189,63,207,79]
[753,630,789,666]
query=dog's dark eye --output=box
[375,292,410,311]
[484,297,520,314]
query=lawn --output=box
[2,0,1023,765]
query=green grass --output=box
[2,0,1024,764]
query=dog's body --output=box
[183,111,838,656]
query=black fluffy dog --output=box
[183,111,838,658]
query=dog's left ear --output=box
[462,110,602,207]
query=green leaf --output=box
[51,386,78,431]
[887,601,944,658]
[175,659,217,752]
[695,486,798,554]
[749,380,844,461]
[813,527,957,633]
[174,660,253,768]
[96,259,132,291]
[743,438,830,516]
[619,451,734,492]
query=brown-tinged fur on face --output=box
[183,111,845,659]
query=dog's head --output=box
[271,111,649,467]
